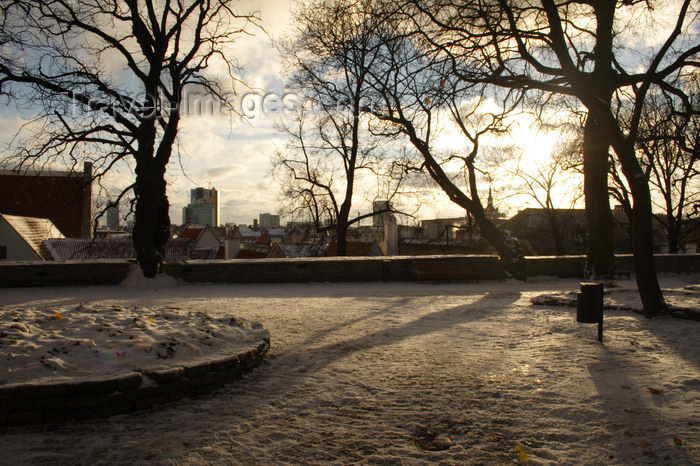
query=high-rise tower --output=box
[182,187,219,226]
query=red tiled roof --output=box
[41,237,220,262]
[236,245,271,259]
[42,238,135,261]
[212,226,227,238]
[164,238,196,261]
[324,237,382,256]
[256,230,269,245]
[179,224,205,240]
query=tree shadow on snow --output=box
[1,287,525,463]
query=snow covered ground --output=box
[1,274,699,464]
[1,274,268,386]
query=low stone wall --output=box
[614,254,700,275]
[163,255,506,284]
[0,339,269,426]
[524,255,587,278]
[164,256,386,284]
[164,254,700,283]
[0,260,131,287]
[1,254,699,287]
[523,254,700,278]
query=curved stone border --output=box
[0,338,269,426]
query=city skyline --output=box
[0,0,574,227]
[0,1,691,232]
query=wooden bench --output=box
[411,260,479,282]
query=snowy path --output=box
[1,277,699,464]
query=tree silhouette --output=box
[274,1,403,255]
[0,0,259,277]
[392,0,700,316]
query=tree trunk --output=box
[132,157,171,278]
[617,145,668,317]
[667,213,681,253]
[583,114,615,279]
[336,219,349,256]
[335,199,352,256]
[471,205,526,280]
[545,211,566,255]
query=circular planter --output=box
[0,338,270,426]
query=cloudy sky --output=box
[166,0,296,225]
[0,0,590,227]
[3,0,686,227]
[163,0,568,226]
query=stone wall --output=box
[0,260,131,287]
[163,255,507,283]
[1,254,699,287]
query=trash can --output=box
[576,282,604,324]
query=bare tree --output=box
[0,0,259,277]
[359,18,527,277]
[392,0,700,316]
[610,86,700,252]
[639,85,700,253]
[274,0,406,255]
[273,105,404,255]
[506,148,584,255]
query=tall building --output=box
[106,199,119,231]
[182,187,219,226]
[259,213,280,229]
[372,201,391,227]
[0,162,92,238]
[421,217,467,240]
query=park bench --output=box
[411,260,479,282]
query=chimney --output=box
[81,162,93,238]
[224,238,241,259]
[383,213,398,256]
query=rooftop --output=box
[1,214,64,256]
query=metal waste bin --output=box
[576,282,604,323]
[576,282,604,342]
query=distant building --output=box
[484,187,503,221]
[237,225,263,241]
[183,203,217,226]
[182,187,219,226]
[0,214,64,261]
[216,225,288,259]
[505,207,668,255]
[421,217,467,241]
[106,199,120,231]
[348,225,384,244]
[0,162,92,237]
[506,208,586,255]
[683,218,700,254]
[235,243,286,259]
[324,237,384,256]
[398,224,426,240]
[372,201,391,227]
[399,237,492,256]
[42,236,223,261]
[178,223,222,250]
[259,213,280,229]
